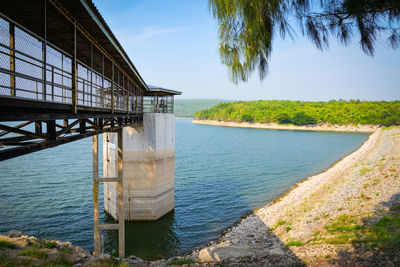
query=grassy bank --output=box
[196,128,400,266]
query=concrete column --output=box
[104,113,175,220]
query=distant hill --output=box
[174,99,235,118]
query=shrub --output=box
[42,241,57,249]
[286,239,304,247]
[291,112,316,125]
[167,257,198,265]
[0,240,17,249]
[18,247,48,259]
[276,113,291,124]
[241,113,254,123]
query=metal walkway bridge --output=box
[0,0,180,161]
[0,1,181,258]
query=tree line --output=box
[194,100,400,126]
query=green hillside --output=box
[193,100,400,126]
[174,99,234,118]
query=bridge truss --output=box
[0,0,179,162]
[0,0,181,258]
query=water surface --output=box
[0,119,369,259]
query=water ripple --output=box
[0,119,369,259]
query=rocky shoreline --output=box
[192,128,400,266]
[192,119,379,132]
[0,230,197,266]
[2,128,399,266]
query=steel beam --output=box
[9,22,15,97]
[117,128,125,258]
[99,224,119,230]
[0,124,50,140]
[111,61,114,114]
[92,135,100,255]
[72,23,77,114]
[0,117,141,161]
[42,0,47,101]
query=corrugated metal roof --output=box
[147,85,182,95]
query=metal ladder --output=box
[92,131,125,258]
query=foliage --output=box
[208,0,400,83]
[40,253,73,267]
[361,214,400,250]
[0,240,17,249]
[316,208,400,251]
[174,99,234,117]
[0,255,30,267]
[41,241,57,249]
[167,257,198,265]
[291,111,316,125]
[286,239,304,247]
[18,247,48,259]
[324,214,365,234]
[193,100,400,126]
[241,113,254,122]
[276,113,291,124]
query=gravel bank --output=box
[194,128,400,266]
[192,120,379,132]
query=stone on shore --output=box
[7,230,23,238]
[198,244,285,262]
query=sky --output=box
[92,0,400,101]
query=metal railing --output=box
[143,95,174,113]
[0,13,142,114]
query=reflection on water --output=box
[104,212,179,259]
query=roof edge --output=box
[147,85,182,95]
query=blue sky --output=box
[92,0,399,101]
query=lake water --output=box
[0,119,369,259]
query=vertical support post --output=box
[141,91,144,114]
[98,118,103,129]
[46,120,56,140]
[42,0,47,100]
[111,61,114,113]
[72,23,78,113]
[134,85,138,114]
[35,121,42,134]
[79,120,86,134]
[116,69,119,110]
[35,82,38,99]
[51,66,54,101]
[92,135,100,255]
[42,43,46,100]
[117,129,125,258]
[9,23,15,97]
[90,43,93,107]
[82,75,85,106]
[126,78,129,114]
[156,94,159,113]
[101,54,104,108]
[101,234,104,255]
[61,55,64,102]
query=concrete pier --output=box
[103,113,175,220]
